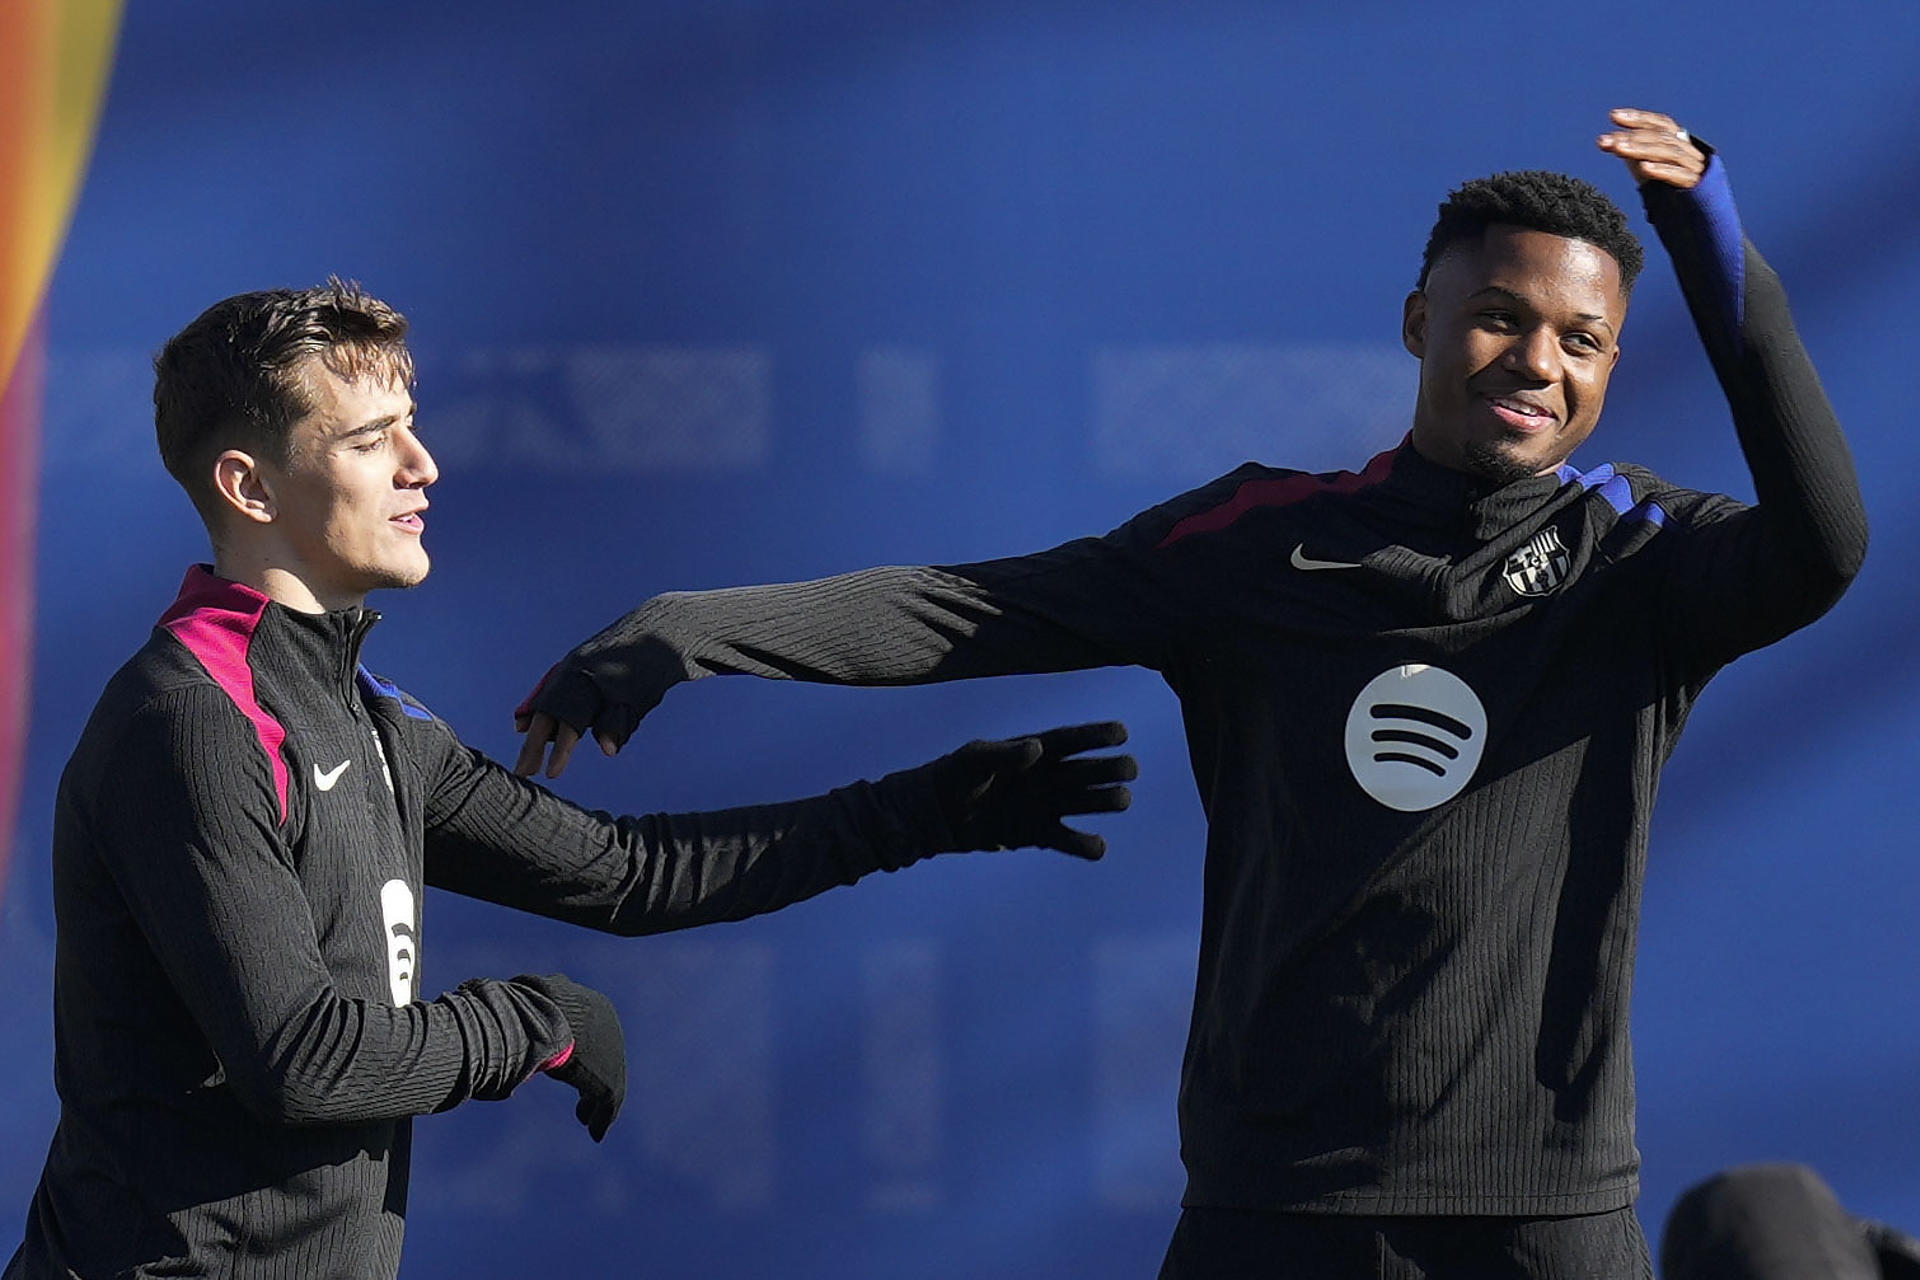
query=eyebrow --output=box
[1467,287,1616,335]
[337,402,418,441]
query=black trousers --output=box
[1158,1206,1653,1280]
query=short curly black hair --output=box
[1417,169,1643,293]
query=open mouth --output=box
[1483,394,1557,432]
[390,511,426,533]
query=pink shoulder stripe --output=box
[1156,445,1400,549]
[157,566,290,824]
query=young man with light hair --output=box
[5,283,1135,1279]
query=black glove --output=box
[922,721,1136,860]
[515,973,626,1142]
[513,653,660,777]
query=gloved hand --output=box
[514,662,640,779]
[515,973,626,1142]
[921,721,1136,860]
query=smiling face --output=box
[1403,224,1628,483]
[249,357,437,608]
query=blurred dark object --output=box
[1662,1163,1920,1279]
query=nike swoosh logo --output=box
[314,760,352,791]
[1290,544,1362,571]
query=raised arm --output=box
[1599,108,1868,675]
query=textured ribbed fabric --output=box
[533,163,1866,1218]
[8,569,952,1279]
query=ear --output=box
[1401,290,1428,359]
[212,449,277,526]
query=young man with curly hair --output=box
[517,109,1867,1276]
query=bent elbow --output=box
[223,1063,334,1126]
[221,996,407,1126]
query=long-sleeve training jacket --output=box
[9,568,951,1280]
[530,156,1867,1215]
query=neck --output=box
[211,545,363,615]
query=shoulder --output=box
[64,657,284,826]
[356,666,468,769]
[78,629,247,752]
[1140,449,1399,551]
[1581,459,1746,530]
[356,666,442,726]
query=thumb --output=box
[1045,823,1108,861]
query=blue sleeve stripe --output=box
[1595,473,1636,515]
[356,665,436,721]
[1689,153,1746,349]
[1561,461,1666,527]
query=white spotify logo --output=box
[1343,664,1487,812]
[380,879,418,1007]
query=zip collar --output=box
[1374,439,1580,541]
[160,565,382,703]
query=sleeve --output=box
[1639,147,1869,678]
[530,474,1243,737]
[96,687,577,1126]
[417,712,961,932]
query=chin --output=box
[1461,439,1549,486]
[364,555,431,593]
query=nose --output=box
[396,426,438,488]
[1504,326,1562,382]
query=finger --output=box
[1029,720,1129,758]
[962,736,1046,771]
[596,730,620,757]
[1052,783,1134,816]
[1597,134,1697,166]
[545,722,583,779]
[1626,160,1706,190]
[1608,107,1680,131]
[1046,824,1108,861]
[1051,755,1141,788]
[578,1096,610,1142]
[513,713,558,777]
[594,702,642,754]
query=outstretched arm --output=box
[427,718,1137,930]
[1598,108,1867,675]
[513,474,1234,778]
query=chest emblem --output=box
[1343,664,1487,812]
[1502,526,1570,597]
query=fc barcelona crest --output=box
[1503,526,1570,597]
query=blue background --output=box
[4,2,1917,1275]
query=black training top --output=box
[532,157,1867,1215]
[8,569,948,1280]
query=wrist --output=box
[870,762,961,863]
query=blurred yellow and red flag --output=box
[1,0,123,890]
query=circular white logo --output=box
[1343,664,1487,812]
